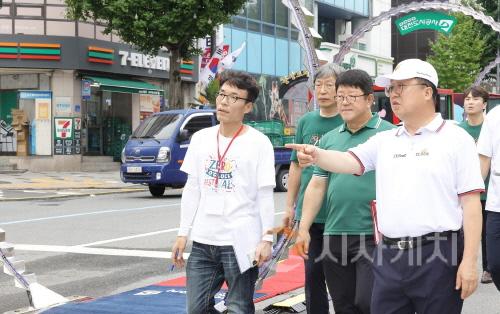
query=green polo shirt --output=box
[458,121,488,201]
[314,114,395,235]
[291,110,344,223]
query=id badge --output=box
[204,189,225,215]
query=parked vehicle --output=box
[120,108,292,197]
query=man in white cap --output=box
[286,59,484,313]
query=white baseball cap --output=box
[375,59,438,88]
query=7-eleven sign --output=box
[55,118,73,139]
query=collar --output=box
[396,114,445,136]
[339,113,382,133]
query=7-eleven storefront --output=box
[0,34,198,171]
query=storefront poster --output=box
[35,99,51,120]
[55,97,72,116]
[54,117,81,155]
[82,80,91,99]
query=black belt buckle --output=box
[396,240,414,250]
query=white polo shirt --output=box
[350,114,485,238]
[477,106,500,213]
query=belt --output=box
[382,230,460,250]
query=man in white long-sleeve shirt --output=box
[171,70,276,314]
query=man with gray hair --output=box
[282,62,344,313]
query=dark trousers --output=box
[486,211,500,290]
[371,234,464,314]
[322,235,375,314]
[304,223,329,314]
[481,200,489,271]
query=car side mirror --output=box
[177,129,190,142]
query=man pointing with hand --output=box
[287,59,484,314]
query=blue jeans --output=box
[186,241,258,314]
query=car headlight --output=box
[157,146,171,163]
[121,148,126,164]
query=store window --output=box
[46,6,67,20]
[262,0,275,24]
[0,6,11,16]
[15,6,43,18]
[96,25,111,41]
[46,20,75,36]
[275,0,288,27]
[247,0,261,21]
[15,19,44,34]
[78,22,94,38]
[0,19,12,34]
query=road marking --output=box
[22,190,50,194]
[14,244,186,259]
[77,228,180,247]
[77,211,285,247]
[0,203,181,226]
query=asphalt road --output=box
[0,191,499,313]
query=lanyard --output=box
[215,125,244,188]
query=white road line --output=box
[0,203,181,226]
[14,244,187,259]
[77,211,285,247]
[22,190,50,194]
[77,228,180,247]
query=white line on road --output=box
[77,211,285,247]
[14,244,186,259]
[0,203,181,226]
[77,227,180,247]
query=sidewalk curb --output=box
[0,188,147,202]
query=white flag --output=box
[218,42,246,72]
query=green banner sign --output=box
[395,12,457,36]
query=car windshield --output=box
[132,114,182,140]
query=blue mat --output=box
[44,285,265,314]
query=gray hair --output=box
[314,63,344,83]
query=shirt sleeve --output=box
[257,186,275,242]
[348,132,381,174]
[180,130,199,177]
[290,116,305,162]
[456,130,485,195]
[313,134,329,178]
[257,135,276,189]
[477,113,493,157]
[177,174,201,237]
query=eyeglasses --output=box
[314,82,335,90]
[384,84,428,97]
[334,94,367,103]
[216,92,251,104]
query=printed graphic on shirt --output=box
[204,155,236,191]
[309,134,321,146]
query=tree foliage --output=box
[65,0,246,108]
[427,12,487,91]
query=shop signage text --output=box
[395,12,457,36]
[119,51,169,71]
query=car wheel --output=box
[276,168,289,192]
[149,185,166,197]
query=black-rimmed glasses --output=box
[216,92,251,104]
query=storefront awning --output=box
[84,76,164,96]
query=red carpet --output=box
[156,254,305,302]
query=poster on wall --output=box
[54,97,72,116]
[19,90,53,156]
[139,94,160,121]
[54,117,80,155]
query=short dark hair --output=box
[463,85,489,102]
[219,70,259,102]
[335,69,373,95]
[415,77,439,105]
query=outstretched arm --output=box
[285,143,362,175]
